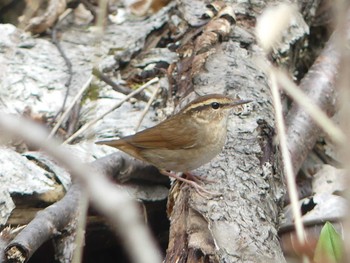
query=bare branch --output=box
[285,22,350,172]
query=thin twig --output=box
[92,68,149,102]
[66,103,81,137]
[135,84,161,132]
[269,70,308,262]
[335,4,350,260]
[63,77,159,144]
[96,0,108,29]
[93,67,130,94]
[48,76,92,139]
[0,115,162,263]
[71,189,88,263]
[50,8,74,125]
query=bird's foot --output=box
[160,170,220,197]
[183,172,216,184]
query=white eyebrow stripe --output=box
[182,98,232,113]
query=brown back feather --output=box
[123,115,198,149]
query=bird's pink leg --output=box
[183,172,216,184]
[160,170,218,196]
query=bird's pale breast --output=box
[141,117,228,172]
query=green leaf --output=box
[314,221,343,263]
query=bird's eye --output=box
[211,102,220,109]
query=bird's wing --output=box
[125,117,198,150]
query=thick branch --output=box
[93,151,167,184]
[5,183,81,262]
[286,20,350,172]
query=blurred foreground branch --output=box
[0,115,162,263]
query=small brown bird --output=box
[97,94,251,193]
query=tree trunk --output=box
[164,0,320,262]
